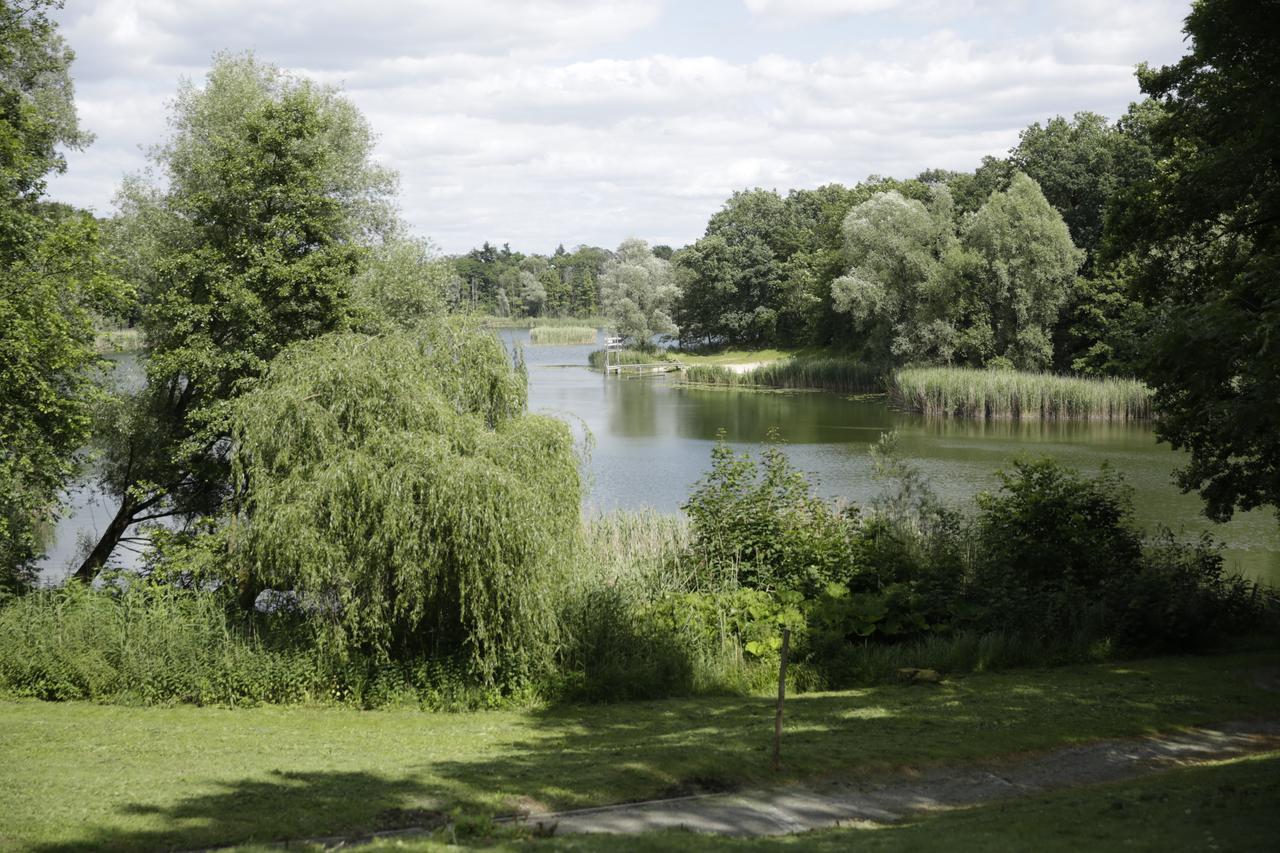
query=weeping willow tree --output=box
[228,320,580,682]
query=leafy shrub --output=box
[683,434,864,595]
[968,459,1141,638]
[1113,530,1277,652]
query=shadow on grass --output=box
[427,656,1271,815]
[35,654,1278,851]
[33,769,440,853]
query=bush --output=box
[683,434,864,595]
[0,584,320,705]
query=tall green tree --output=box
[961,172,1084,369]
[600,238,678,347]
[830,188,961,366]
[75,54,396,581]
[1109,0,1280,521]
[0,0,123,590]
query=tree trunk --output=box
[72,498,136,583]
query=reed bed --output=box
[587,348,671,369]
[529,325,598,345]
[891,366,1154,421]
[682,358,884,394]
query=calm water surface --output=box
[36,332,1280,585]
[509,329,1280,585]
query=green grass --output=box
[348,750,1280,852]
[528,326,598,345]
[891,366,1153,421]
[3,650,1277,851]
[675,348,796,367]
[682,358,883,394]
[587,348,672,369]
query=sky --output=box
[47,0,1194,255]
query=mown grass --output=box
[892,366,1153,421]
[340,751,1280,852]
[528,326,597,345]
[2,650,1277,851]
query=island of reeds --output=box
[529,325,597,345]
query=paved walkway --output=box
[518,720,1280,838]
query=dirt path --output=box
[520,720,1280,838]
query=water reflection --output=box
[505,328,1280,584]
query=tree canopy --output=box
[600,238,678,347]
[228,322,580,679]
[0,0,123,590]
[77,53,398,580]
[1109,0,1280,520]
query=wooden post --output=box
[772,627,790,772]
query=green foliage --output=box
[683,435,863,595]
[600,238,678,347]
[960,173,1085,369]
[587,347,670,369]
[350,236,449,333]
[0,1,126,585]
[79,53,399,580]
[0,584,321,705]
[967,458,1275,648]
[681,358,883,394]
[975,459,1141,600]
[228,323,580,682]
[529,325,596,345]
[831,187,961,365]
[891,366,1153,421]
[1,212,123,586]
[1107,0,1280,521]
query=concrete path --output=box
[519,720,1280,838]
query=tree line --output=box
[1,0,1277,610]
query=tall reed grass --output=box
[587,348,671,369]
[891,366,1153,421]
[529,325,598,345]
[682,358,884,394]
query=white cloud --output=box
[47,0,1194,252]
[744,0,906,16]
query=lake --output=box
[510,329,1280,585]
[36,330,1280,586]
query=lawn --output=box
[674,348,797,366]
[340,751,1279,852]
[2,650,1277,851]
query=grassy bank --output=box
[675,348,795,366]
[2,649,1276,850]
[892,366,1153,421]
[683,358,884,394]
[529,325,597,345]
[586,348,672,369]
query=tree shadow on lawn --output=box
[428,656,1267,815]
[39,655,1274,851]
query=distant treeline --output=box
[460,107,1157,380]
